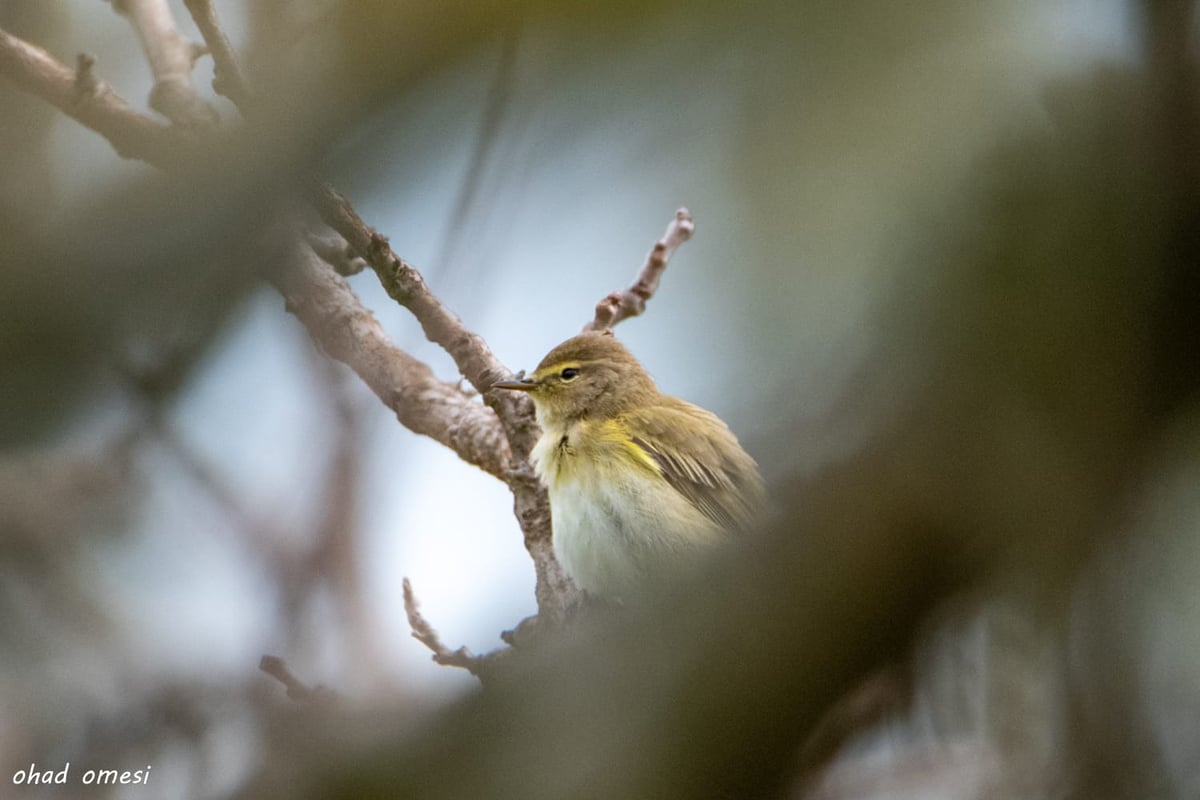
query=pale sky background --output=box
[36,0,1140,710]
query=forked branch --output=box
[182,0,252,109]
[110,0,217,127]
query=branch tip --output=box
[675,206,694,230]
[403,578,495,677]
[582,208,696,333]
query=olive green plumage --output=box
[494,332,765,601]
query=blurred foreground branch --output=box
[259,656,336,704]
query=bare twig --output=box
[259,655,336,703]
[110,0,217,127]
[182,0,252,110]
[403,578,498,678]
[583,207,695,332]
[0,28,182,165]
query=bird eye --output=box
[560,367,580,381]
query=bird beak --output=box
[492,378,537,392]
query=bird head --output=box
[492,332,659,427]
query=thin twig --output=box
[583,207,695,332]
[403,578,497,678]
[110,0,217,127]
[182,0,252,110]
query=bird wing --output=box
[621,401,765,533]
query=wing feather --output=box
[622,401,764,533]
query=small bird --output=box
[493,332,765,602]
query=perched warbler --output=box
[493,332,765,601]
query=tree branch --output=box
[179,1,542,467]
[0,23,515,479]
[274,238,513,480]
[173,2,574,619]
[182,0,252,110]
[109,0,217,127]
[583,207,695,332]
[0,28,182,166]
[0,20,577,620]
[309,184,580,620]
[310,185,528,426]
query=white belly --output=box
[548,474,723,602]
